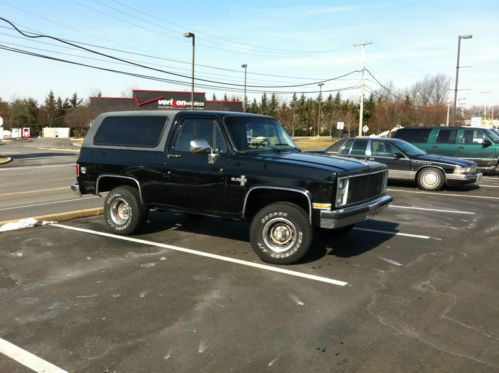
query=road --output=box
[0,179,498,372]
[0,139,101,221]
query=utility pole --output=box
[452,35,472,125]
[183,32,195,110]
[317,83,324,137]
[354,42,372,137]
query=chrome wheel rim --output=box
[422,170,439,188]
[262,217,297,253]
[110,198,130,226]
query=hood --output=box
[253,151,386,175]
[414,153,475,167]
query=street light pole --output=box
[452,34,472,125]
[183,32,195,110]
[241,64,248,112]
[317,83,324,137]
[354,42,372,136]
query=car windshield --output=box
[224,116,298,152]
[484,128,499,142]
[393,139,426,156]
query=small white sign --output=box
[0,116,3,126]
[336,121,344,130]
[362,125,369,133]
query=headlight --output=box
[335,178,350,207]
[454,166,471,174]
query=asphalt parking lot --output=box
[1,178,499,372]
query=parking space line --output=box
[0,187,67,197]
[353,227,430,239]
[52,223,349,287]
[0,164,73,171]
[389,204,475,215]
[479,184,499,188]
[0,337,67,373]
[0,197,99,211]
[387,188,499,200]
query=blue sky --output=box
[1,0,498,107]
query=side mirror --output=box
[190,139,211,153]
[394,152,404,159]
[482,139,492,147]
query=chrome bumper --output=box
[70,183,81,195]
[320,194,393,229]
[447,172,482,183]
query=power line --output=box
[0,17,360,89]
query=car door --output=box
[431,128,458,156]
[162,116,229,214]
[458,128,495,167]
[369,140,411,179]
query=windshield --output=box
[393,139,426,156]
[224,116,298,152]
[484,128,499,142]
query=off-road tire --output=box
[104,186,148,235]
[249,202,313,264]
[417,167,445,191]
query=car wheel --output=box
[417,167,445,191]
[104,186,148,235]
[249,202,313,264]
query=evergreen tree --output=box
[212,93,217,100]
[69,93,82,108]
[260,92,268,115]
[42,90,57,126]
[268,93,278,116]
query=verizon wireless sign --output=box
[158,98,205,109]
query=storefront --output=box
[89,89,243,114]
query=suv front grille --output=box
[336,170,387,207]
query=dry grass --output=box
[293,136,341,150]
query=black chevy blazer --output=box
[72,111,392,264]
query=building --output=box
[89,89,243,114]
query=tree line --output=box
[0,74,492,138]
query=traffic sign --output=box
[336,121,344,130]
[362,125,369,133]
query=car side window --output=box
[462,129,485,145]
[173,118,227,152]
[339,139,354,155]
[436,129,458,144]
[349,139,368,156]
[371,140,397,156]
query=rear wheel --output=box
[249,202,313,264]
[417,167,445,191]
[104,186,148,235]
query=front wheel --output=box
[249,202,313,264]
[417,167,445,191]
[104,186,148,235]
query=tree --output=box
[69,93,83,108]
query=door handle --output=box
[167,154,181,159]
[459,146,464,150]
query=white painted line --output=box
[387,188,499,201]
[377,256,402,266]
[479,184,499,188]
[353,227,431,239]
[52,223,348,287]
[0,164,73,171]
[0,197,99,211]
[0,187,67,197]
[0,337,68,373]
[389,204,475,215]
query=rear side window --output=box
[436,129,458,144]
[395,128,432,143]
[349,139,368,156]
[94,116,167,147]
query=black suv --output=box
[72,111,392,264]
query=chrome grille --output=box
[336,170,387,207]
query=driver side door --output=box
[162,116,229,215]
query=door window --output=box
[371,140,397,157]
[462,129,485,145]
[349,139,368,156]
[436,129,458,144]
[173,118,227,152]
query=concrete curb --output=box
[0,207,103,231]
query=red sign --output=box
[22,128,30,138]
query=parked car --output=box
[72,111,392,264]
[392,127,499,173]
[313,137,481,191]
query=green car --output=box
[393,127,499,172]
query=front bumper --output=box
[446,172,482,185]
[320,194,393,229]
